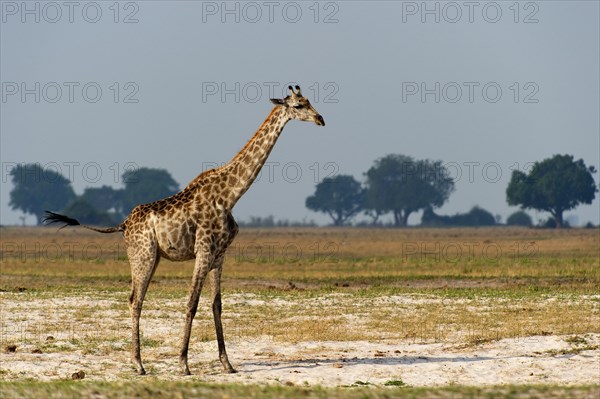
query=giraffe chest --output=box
[192,213,238,261]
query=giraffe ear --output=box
[270,98,285,105]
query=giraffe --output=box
[44,85,325,375]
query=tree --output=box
[9,163,76,225]
[466,206,496,226]
[506,210,533,227]
[306,175,364,226]
[506,154,597,228]
[81,185,125,219]
[421,205,496,227]
[62,198,118,226]
[364,154,455,227]
[120,168,179,214]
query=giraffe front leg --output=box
[180,249,211,375]
[210,263,236,373]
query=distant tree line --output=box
[421,206,497,227]
[9,164,179,225]
[8,154,598,229]
[306,154,457,227]
[305,154,597,228]
[236,215,318,228]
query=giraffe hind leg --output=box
[128,241,160,375]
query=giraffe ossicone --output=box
[43,85,325,375]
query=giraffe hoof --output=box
[225,366,237,374]
[137,368,146,376]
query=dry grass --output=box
[1,226,598,347]
[1,226,598,292]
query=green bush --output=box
[506,211,533,227]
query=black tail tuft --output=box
[43,211,81,229]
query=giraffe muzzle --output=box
[315,115,325,126]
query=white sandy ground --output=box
[1,293,599,387]
[2,335,599,387]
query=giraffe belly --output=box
[155,228,196,261]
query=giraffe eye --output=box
[292,104,303,109]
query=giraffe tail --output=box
[43,211,123,233]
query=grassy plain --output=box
[1,226,599,398]
[2,226,598,291]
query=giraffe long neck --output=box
[218,106,290,209]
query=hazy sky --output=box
[1,1,599,226]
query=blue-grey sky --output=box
[1,1,599,226]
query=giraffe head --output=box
[271,85,325,126]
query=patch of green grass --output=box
[140,337,161,348]
[0,381,598,399]
[384,379,408,387]
[544,345,600,356]
[565,335,589,345]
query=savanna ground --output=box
[0,226,599,398]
